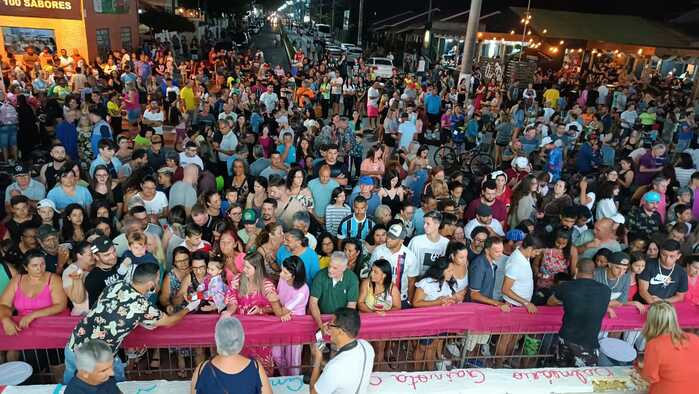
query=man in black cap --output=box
[593,251,645,318]
[464,204,505,240]
[4,164,46,212]
[84,236,123,308]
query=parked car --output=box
[345,46,363,61]
[366,57,395,79]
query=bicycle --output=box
[432,134,495,178]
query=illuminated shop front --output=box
[0,0,138,61]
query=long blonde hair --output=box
[642,301,688,348]
[239,252,267,296]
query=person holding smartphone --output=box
[309,308,374,394]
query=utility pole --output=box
[459,0,482,93]
[331,0,336,33]
[357,0,364,46]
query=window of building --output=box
[121,27,132,51]
[93,0,129,14]
[95,28,111,58]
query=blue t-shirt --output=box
[47,185,93,210]
[308,178,340,218]
[277,144,297,166]
[424,93,441,115]
[276,246,320,286]
[398,121,417,149]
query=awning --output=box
[510,7,698,50]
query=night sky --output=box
[313,0,699,24]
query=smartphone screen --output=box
[315,329,326,351]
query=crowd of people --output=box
[0,23,699,394]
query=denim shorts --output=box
[0,124,18,149]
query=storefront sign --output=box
[0,0,82,20]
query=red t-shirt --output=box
[464,198,508,224]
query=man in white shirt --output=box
[369,222,419,306]
[259,85,278,114]
[496,234,544,367]
[179,141,205,170]
[464,204,505,240]
[310,308,374,394]
[142,100,164,134]
[408,211,449,274]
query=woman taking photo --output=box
[639,301,699,394]
[509,175,539,229]
[360,145,385,181]
[358,259,401,371]
[379,170,406,217]
[224,252,285,375]
[255,223,285,281]
[272,256,309,376]
[286,168,314,211]
[191,317,272,394]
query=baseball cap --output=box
[37,199,58,213]
[359,176,374,186]
[512,156,529,169]
[643,191,661,204]
[91,236,114,254]
[609,213,625,225]
[540,136,553,147]
[157,166,175,175]
[387,223,407,240]
[506,229,525,242]
[476,204,493,217]
[609,252,630,266]
[242,208,257,225]
[13,164,29,176]
[38,224,58,240]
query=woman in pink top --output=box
[272,256,310,376]
[360,144,385,181]
[0,252,67,336]
[684,260,699,306]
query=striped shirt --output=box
[325,204,352,237]
[337,214,375,241]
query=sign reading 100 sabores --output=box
[0,0,82,20]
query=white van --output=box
[315,24,332,39]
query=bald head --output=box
[183,164,199,183]
[594,218,614,240]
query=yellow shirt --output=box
[543,88,560,109]
[107,101,121,117]
[180,86,197,111]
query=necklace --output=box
[603,270,621,291]
[657,261,675,287]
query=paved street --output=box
[251,24,289,69]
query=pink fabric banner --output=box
[0,303,698,350]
